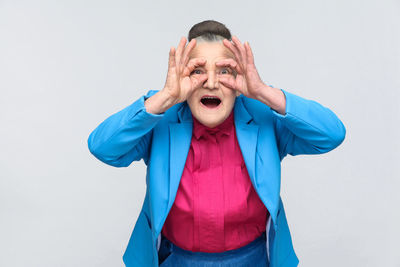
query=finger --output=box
[215,58,243,75]
[181,38,197,67]
[182,57,207,76]
[218,75,237,90]
[232,35,247,65]
[244,41,255,65]
[222,39,243,64]
[190,74,208,90]
[175,36,187,68]
[168,47,176,70]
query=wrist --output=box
[253,83,272,103]
[144,89,176,114]
[256,84,286,115]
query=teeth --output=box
[202,96,219,100]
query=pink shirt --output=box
[161,110,269,252]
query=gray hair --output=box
[194,34,226,43]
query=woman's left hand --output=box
[216,35,267,100]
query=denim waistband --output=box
[161,231,266,260]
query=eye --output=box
[191,69,203,75]
[220,67,232,75]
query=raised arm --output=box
[269,88,346,160]
[87,36,208,167]
[217,35,346,160]
[87,89,163,167]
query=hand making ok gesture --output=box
[216,36,267,100]
[163,36,208,105]
[145,36,208,114]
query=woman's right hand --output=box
[162,36,207,104]
[144,37,207,114]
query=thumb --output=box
[218,76,236,90]
[219,77,242,96]
[191,74,207,89]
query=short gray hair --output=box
[194,34,225,43]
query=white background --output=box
[1,0,399,266]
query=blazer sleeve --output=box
[87,89,163,167]
[270,88,346,160]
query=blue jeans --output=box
[158,231,269,267]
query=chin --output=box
[195,113,226,128]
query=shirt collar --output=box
[192,110,234,141]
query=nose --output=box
[204,71,218,90]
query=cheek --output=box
[187,95,198,106]
[222,91,237,106]
[220,86,236,96]
[187,96,202,114]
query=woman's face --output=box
[187,41,240,128]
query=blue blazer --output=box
[87,88,346,267]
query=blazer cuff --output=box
[127,90,165,128]
[270,88,318,122]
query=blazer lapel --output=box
[234,98,279,232]
[233,97,259,188]
[168,103,193,210]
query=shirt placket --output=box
[197,132,225,251]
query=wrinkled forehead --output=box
[188,41,235,60]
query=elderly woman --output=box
[87,20,346,267]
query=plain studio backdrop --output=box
[0,0,399,266]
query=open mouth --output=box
[200,95,222,109]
